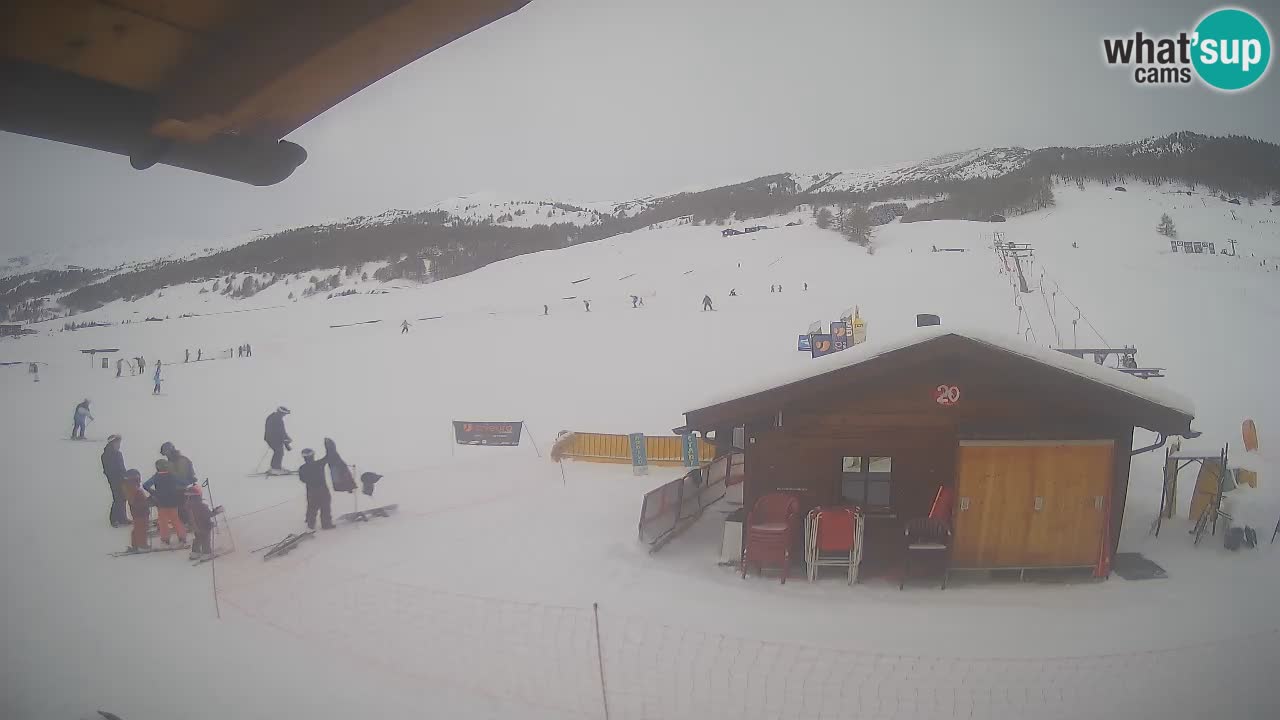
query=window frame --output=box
[839,454,894,510]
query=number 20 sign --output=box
[934,384,961,406]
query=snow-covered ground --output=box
[2,183,1279,719]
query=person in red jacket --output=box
[122,470,151,553]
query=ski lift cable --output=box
[1039,266,1109,347]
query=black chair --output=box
[900,518,952,590]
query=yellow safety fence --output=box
[551,432,717,466]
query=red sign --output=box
[934,384,961,406]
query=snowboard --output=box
[262,530,315,560]
[336,504,398,524]
[248,469,297,477]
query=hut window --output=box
[840,455,893,509]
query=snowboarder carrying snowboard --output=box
[298,448,335,530]
[101,434,129,527]
[143,459,188,546]
[72,399,93,439]
[702,295,714,312]
[325,437,356,493]
[264,407,293,473]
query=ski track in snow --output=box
[2,183,1280,719]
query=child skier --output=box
[184,484,219,561]
[122,470,151,553]
[143,459,187,547]
[298,448,335,530]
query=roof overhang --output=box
[1,0,531,185]
[684,332,1195,438]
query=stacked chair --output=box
[741,493,801,583]
[805,506,865,584]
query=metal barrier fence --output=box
[638,452,738,548]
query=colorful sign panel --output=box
[453,421,523,446]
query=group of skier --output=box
[262,407,377,530]
[100,434,219,560]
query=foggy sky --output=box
[2,0,1278,266]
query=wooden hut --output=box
[681,328,1194,579]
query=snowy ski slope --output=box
[2,183,1278,719]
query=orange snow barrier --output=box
[554,432,716,466]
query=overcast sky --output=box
[2,0,1277,266]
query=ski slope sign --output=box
[453,421,523,446]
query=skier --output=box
[71,399,93,440]
[117,359,124,377]
[122,470,151,553]
[583,300,591,312]
[543,304,549,316]
[29,362,38,383]
[184,349,190,363]
[298,448,335,530]
[325,437,356,493]
[638,297,645,307]
[143,459,187,547]
[770,285,776,293]
[197,349,202,361]
[152,361,162,395]
[236,345,242,358]
[245,343,252,357]
[803,282,808,291]
[631,295,639,309]
[138,357,146,378]
[101,434,129,527]
[729,289,737,297]
[264,407,293,474]
[702,295,714,312]
[778,284,783,293]
[184,484,218,561]
[401,320,411,334]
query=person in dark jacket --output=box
[702,295,714,311]
[101,434,129,527]
[324,437,356,493]
[122,470,151,553]
[184,484,219,560]
[160,442,197,525]
[264,407,292,473]
[298,448,334,529]
[143,459,187,546]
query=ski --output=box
[336,503,399,524]
[191,549,233,566]
[262,530,315,560]
[109,544,188,557]
[248,470,297,477]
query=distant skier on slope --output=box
[298,448,335,530]
[583,300,591,312]
[72,399,93,440]
[543,304,549,316]
[264,407,293,474]
[631,295,639,308]
[245,343,252,357]
[401,320,411,334]
[729,289,737,296]
[185,349,190,363]
[152,361,162,395]
[702,295,714,312]
[117,359,124,377]
[101,434,128,527]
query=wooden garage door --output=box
[951,442,1113,569]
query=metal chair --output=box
[742,493,800,583]
[805,506,864,584]
[900,517,952,590]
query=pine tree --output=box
[1157,213,1177,238]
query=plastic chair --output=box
[900,517,952,590]
[742,493,800,583]
[805,506,864,584]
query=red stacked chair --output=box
[741,493,801,583]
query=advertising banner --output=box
[810,334,835,358]
[831,321,849,351]
[453,421,523,446]
[630,432,649,475]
